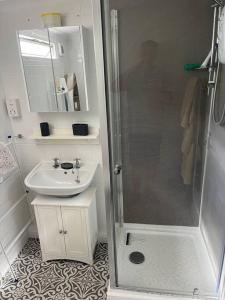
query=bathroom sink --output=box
[24,161,98,196]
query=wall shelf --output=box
[30,127,99,145]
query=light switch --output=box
[6,98,21,118]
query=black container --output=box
[61,162,73,170]
[72,123,89,136]
[40,122,50,136]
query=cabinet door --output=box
[61,207,88,258]
[36,206,65,257]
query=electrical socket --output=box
[6,99,21,118]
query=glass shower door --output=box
[102,0,220,297]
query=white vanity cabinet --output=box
[31,188,98,264]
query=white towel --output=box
[180,77,204,185]
[65,73,76,111]
[65,73,80,111]
[0,143,17,183]
[181,143,194,185]
[180,77,200,128]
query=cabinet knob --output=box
[59,230,63,234]
[63,230,67,234]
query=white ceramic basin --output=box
[24,161,98,196]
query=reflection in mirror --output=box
[18,26,90,112]
[18,29,57,112]
[48,26,88,112]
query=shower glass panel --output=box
[102,0,221,297]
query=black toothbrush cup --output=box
[72,124,89,136]
[40,122,50,136]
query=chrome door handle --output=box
[208,80,216,86]
[114,164,122,175]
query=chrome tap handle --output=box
[53,157,60,168]
[74,158,81,169]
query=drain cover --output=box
[129,251,145,264]
[61,162,73,170]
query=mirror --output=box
[18,26,90,112]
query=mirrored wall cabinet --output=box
[18,26,90,112]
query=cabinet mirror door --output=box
[18,29,58,112]
[48,26,89,112]
[18,26,90,112]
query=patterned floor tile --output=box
[0,239,109,300]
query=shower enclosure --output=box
[102,0,225,298]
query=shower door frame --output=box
[100,0,120,289]
[100,0,225,298]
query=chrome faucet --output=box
[53,158,60,168]
[73,158,81,183]
[74,158,81,169]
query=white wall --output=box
[0,78,32,278]
[0,0,107,240]
[0,77,12,141]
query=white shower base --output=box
[116,224,217,298]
